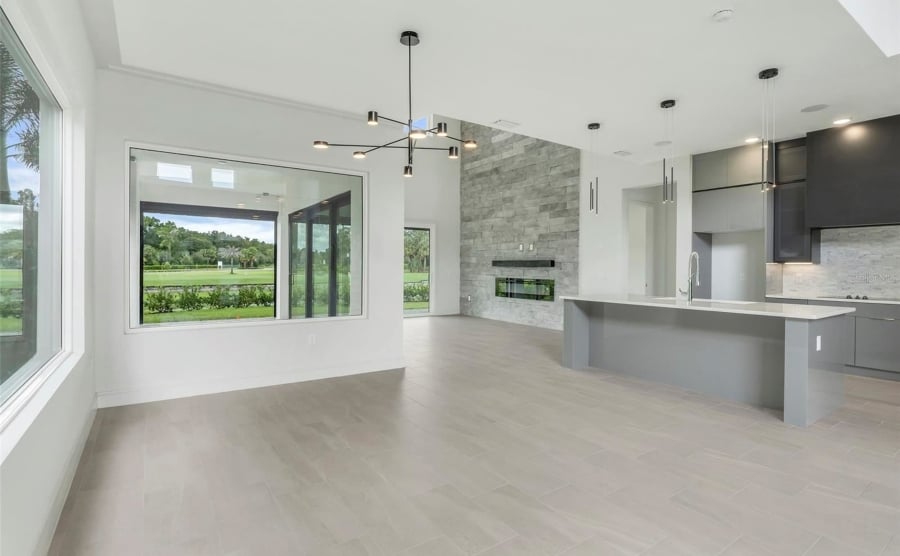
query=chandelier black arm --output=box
[444,135,467,144]
[373,114,409,127]
[364,136,410,154]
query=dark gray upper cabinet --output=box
[807,113,900,228]
[693,144,771,191]
[774,139,806,184]
[773,181,820,262]
[772,139,819,263]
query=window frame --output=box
[138,201,280,325]
[403,222,436,318]
[126,142,369,333]
[0,7,64,410]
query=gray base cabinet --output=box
[854,314,900,373]
[771,298,900,374]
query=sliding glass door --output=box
[403,227,431,315]
[290,192,356,318]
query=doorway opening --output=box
[403,227,431,315]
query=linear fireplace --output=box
[495,277,555,301]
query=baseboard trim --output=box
[96,358,408,408]
[35,405,96,556]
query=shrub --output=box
[403,282,429,303]
[145,290,176,313]
[0,290,23,318]
[255,285,275,307]
[207,286,234,309]
[314,285,329,308]
[177,286,204,311]
[236,285,257,308]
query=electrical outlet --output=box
[816,335,821,352]
[467,295,472,302]
[308,334,317,346]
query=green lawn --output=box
[403,301,429,311]
[143,267,274,287]
[0,268,22,289]
[142,306,274,324]
[0,316,22,334]
[404,272,428,283]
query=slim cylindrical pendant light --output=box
[448,146,459,159]
[758,68,779,193]
[436,122,448,136]
[313,140,329,149]
[367,111,379,125]
[403,165,414,178]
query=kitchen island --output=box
[561,295,855,426]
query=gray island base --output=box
[562,295,856,426]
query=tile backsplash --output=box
[781,225,900,298]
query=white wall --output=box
[0,1,96,555]
[92,69,456,407]
[710,230,766,301]
[580,152,691,295]
[403,115,461,315]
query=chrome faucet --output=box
[687,251,700,302]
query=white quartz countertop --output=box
[560,294,856,320]
[765,294,900,306]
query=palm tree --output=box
[218,246,240,274]
[1,42,41,204]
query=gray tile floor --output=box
[50,316,900,555]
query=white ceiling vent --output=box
[492,119,521,129]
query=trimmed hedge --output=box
[144,284,275,313]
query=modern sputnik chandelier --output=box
[312,31,477,177]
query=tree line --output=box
[142,215,275,269]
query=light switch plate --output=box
[816,335,822,351]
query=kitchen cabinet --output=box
[772,138,819,263]
[807,113,900,228]
[693,144,771,192]
[773,298,900,375]
[692,151,728,192]
[855,316,900,373]
[692,184,765,233]
[774,139,806,183]
[773,181,820,262]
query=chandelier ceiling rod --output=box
[312,30,477,177]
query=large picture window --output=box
[0,10,63,405]
[139,203,277,324]
[131,148,363,327]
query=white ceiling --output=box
[82,0,900,160]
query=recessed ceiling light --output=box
[236,203,245,208]
[833,118,852,126]
[711,9,734,22]
[800,104,829,113]
[654,140,672,147]
[613,150,632,157]
[745,137,760,144]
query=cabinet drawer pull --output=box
[856,316,897,322]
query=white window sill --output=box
[0,348,87,463]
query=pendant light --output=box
[313,30,476,177]
[659,99,677,204]
[758,67,779,192]
[586,122,600,215]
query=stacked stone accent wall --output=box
[459,122,579,329]
[782,225,900,298]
